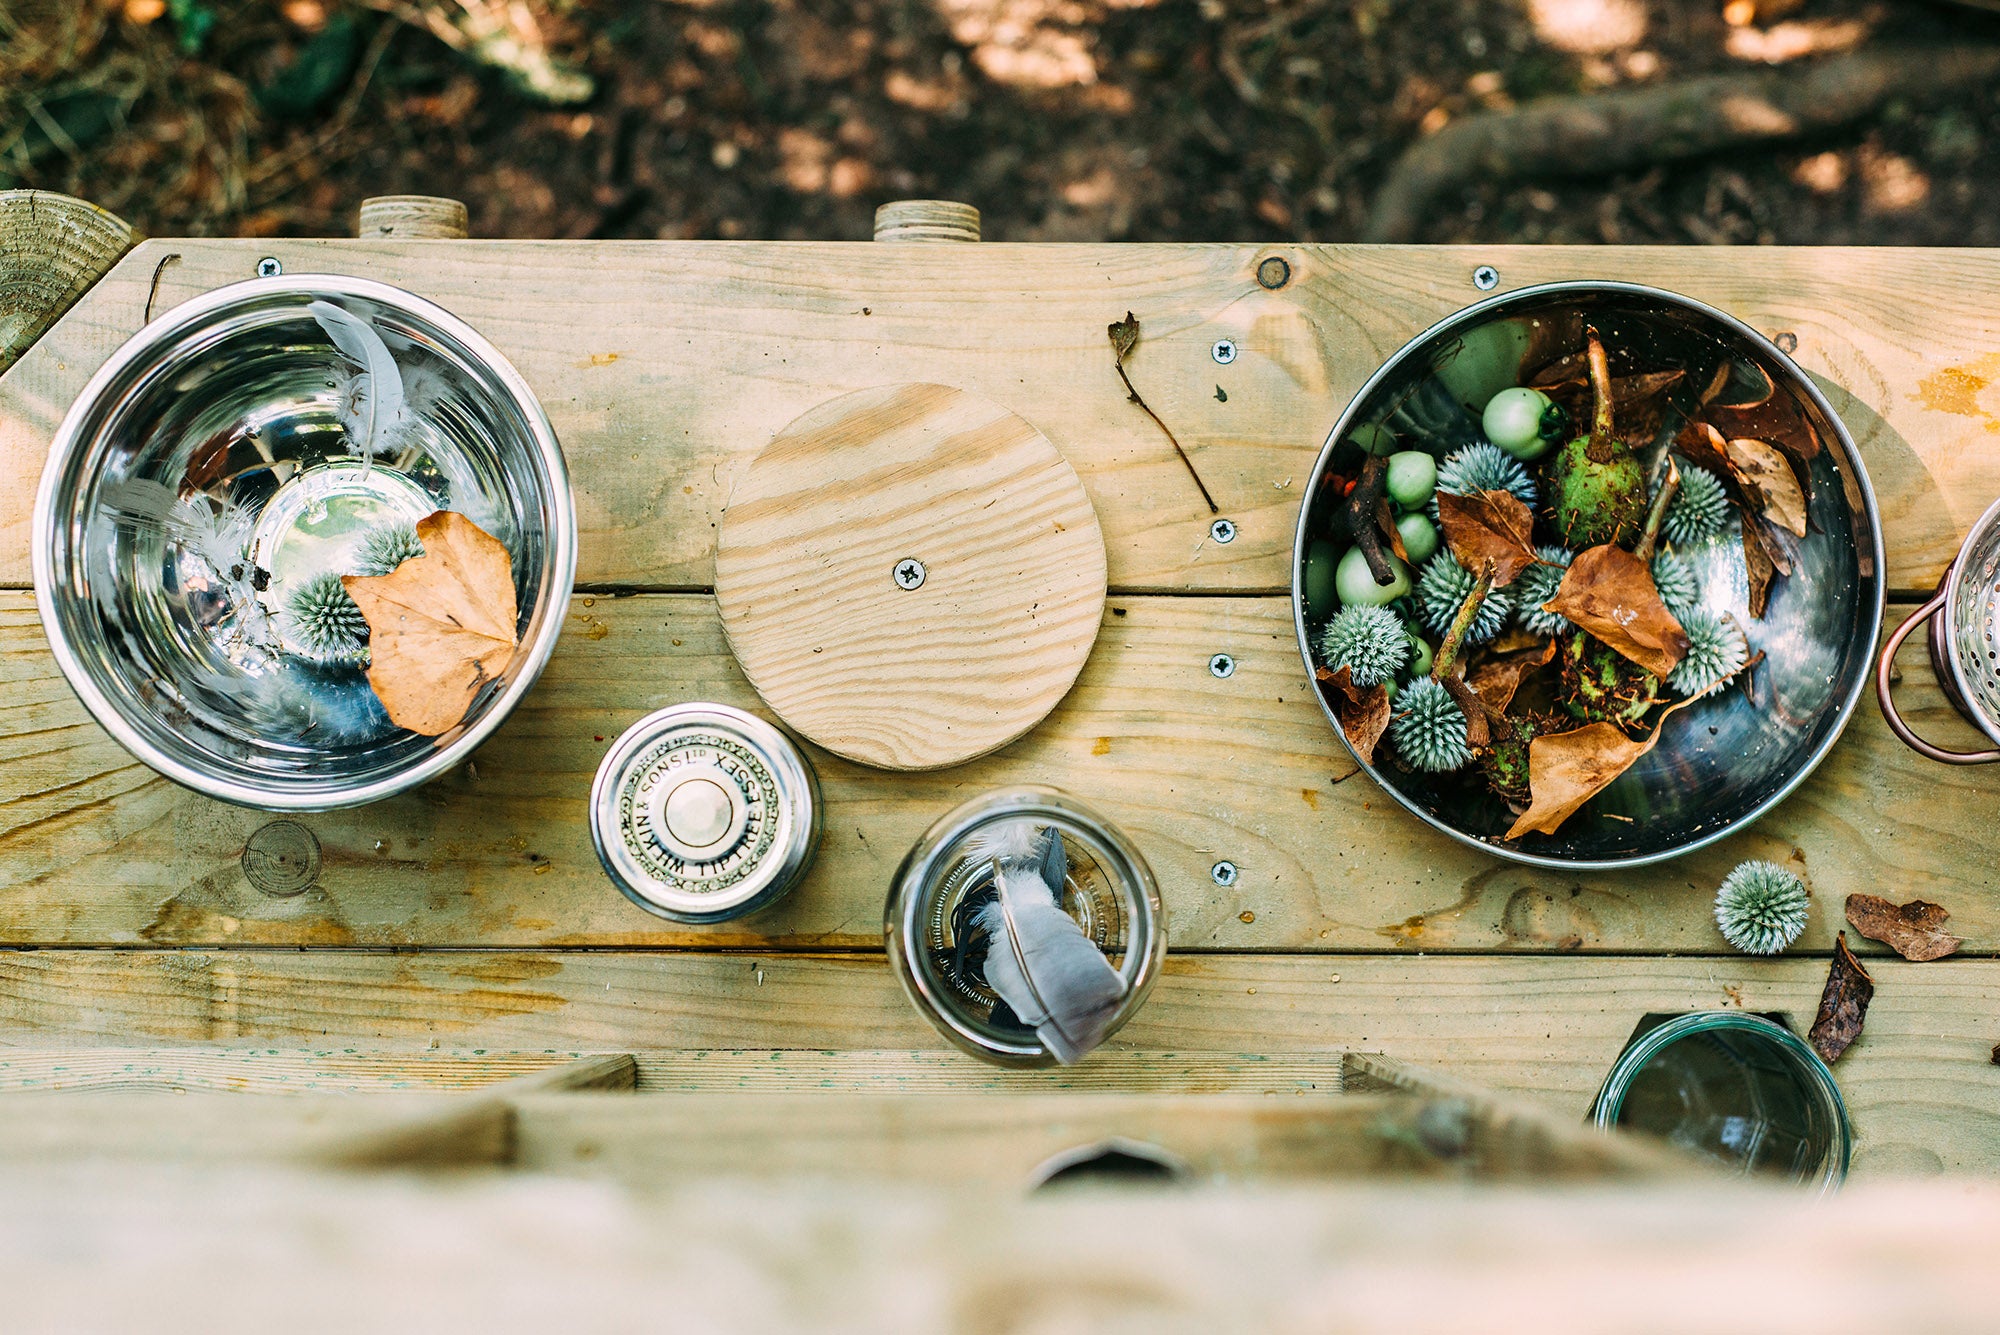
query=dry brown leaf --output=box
[1436,489,1540,588]
[1466,640,1557,717]
[1317,665,1390,766]
[344,510,519,737]
[1808,932,1874,1064]
[1844,894,1962,962]
[1543,545,1689,678]
[1504,698,1694,839]
[1706,391,1822,464]
[1723,436,1809,537]
[1741,518,1778,619]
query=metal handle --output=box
[1876,589,2000,764]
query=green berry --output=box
[1396,512,1439,564]
[1483,387,1557,461]
[1406,633,1434,677]
[1385,451,1437,509]
[1318,605,1411,687]
[1713,861,1810,956]
[1303,539,1338,621]
[1335,545,1410,608]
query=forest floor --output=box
[5,0,2000,245]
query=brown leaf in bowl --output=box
[1807,932,1874,1064]
[1466,640,1557,716]
[1844,894,1962,962]
[1503,698,1693,839]
[1543,545,1689,678]
[1722,436,1809,537]
[1706,391,1821,464]
[344,510,519,737]
[1316,665,1390,766]
[1436,489,1540,588]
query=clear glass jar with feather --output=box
[886,786,1165,1068]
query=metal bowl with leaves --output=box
[1292,281,1883,868]
[34,274,575,811]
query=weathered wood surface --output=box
[0,951,1989,1176]
[0,191,133,377]
[3,590,1993,954]
[7,1170,2000,1334]
[0,1048,610,1094]
[3,241,1996,597]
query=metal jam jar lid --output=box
[590,703,821,923]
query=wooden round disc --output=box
[716,383,1106,771]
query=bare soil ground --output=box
[5,0,2000,245]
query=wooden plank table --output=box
[4,214,1999,1177]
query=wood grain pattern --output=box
[355,196,469,240]
[2,591,1992,954]
[0,191,132,376]
[715,382,1105,769]
[4,241,1996,596]
[0,950,1990,1175]
[0,1048,612,1094]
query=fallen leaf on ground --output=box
[1466,640,1557,716]
[1107,312,1139,359]
[1844,894,1962,962]
[1807,931,1874,1064]
[1543,544,1689,678]
[1722,436,1809,537]
[344,510,519,736]
[1505,698,1693,839]
[1317,665,1390,766]
[1437,489,1540,588]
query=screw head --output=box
[257,257,283,278]
[1208,652,1235,679]
[1211,860,1239,887]
[1210,338,1238,365]
[1472,265,1499,291]
[1209,518,1237,544]
[892,558,926,591]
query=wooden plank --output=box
[630,1050,1346,1094]
[2,240,1993,596]
[0,192,133,376]
[0,951,1988,1176]
[3,591,1994,955]
[508,1088,1689,1184]
[0,1048,614,1094]
[3,1169,1996,1332]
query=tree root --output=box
[1365,44,2000,243]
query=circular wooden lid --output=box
[715,383,1107,771]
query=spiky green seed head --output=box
[1548,432,1647,547]
[1514,544,1574,638]
[1664,464,1731,547]
[1429,442,1537,520]
[1669,609,1749,698]
[285,572,369,662]
[1416,551,1514,643]
[1318,604,1412,688]
[1391,676,1472,773]
[354,522,425,576]
[1714,860,1810,955]
[1651,551,1700,617]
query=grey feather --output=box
[311,300,405,473]
[964,821,1127,1065]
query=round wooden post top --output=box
[872,200,981,243]
[357,195,470,240]
[0,190,134,373]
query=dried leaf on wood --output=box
[1107,312,1140,360]
[1844,894,1962,962]
[1504,698,1693,839]
[1436,489,1540,588]
[1543,545,1689,678]
[1317,665,1390,766]
[1723,436,1809,537]
[1807,932,1874,1064]
[344,510,519,737]
[1466,640,1557,716]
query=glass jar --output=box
[1590,1011,1851,1192]
[886,786,1165,1067]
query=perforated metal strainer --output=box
[1878,493,2000,763]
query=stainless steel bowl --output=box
[1294,281,1883,868]
[33,274,576,810]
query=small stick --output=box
[1634,458,1681,565]
[1431,562,1494,682]
[1109,313,1218,514]
[1586,327,1615,440]
[1339,455,1397,586]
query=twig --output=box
[1431,562,1494,682]
[1108,312,1218,514]
[1337,455,1395,585]
[1634,459,1680,566]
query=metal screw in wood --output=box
[893,558,926,590]
[1473,265,1500,291]
[1209,653,1235,678]
[1210,519,1236,544]
[1211,339,1238,365]
[1211,860,1238,887]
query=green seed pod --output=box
[285,571,369,663]
[1336,545,1411,607]
[1713,860,1810,955]
[1664,464,1731,547]
[1391,677,1471,773]
[1396,512,1440,564]
[1318,604,1412,688]
[1668,608,1749,698]
[1416,551,1513,643]
[1385,451,1438,509]
[1514,545,1574,639]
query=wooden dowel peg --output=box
[357,195,471,240]
[872,200,981,243]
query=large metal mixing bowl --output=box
[33,274,576,811]
[1293,281,1883,868]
